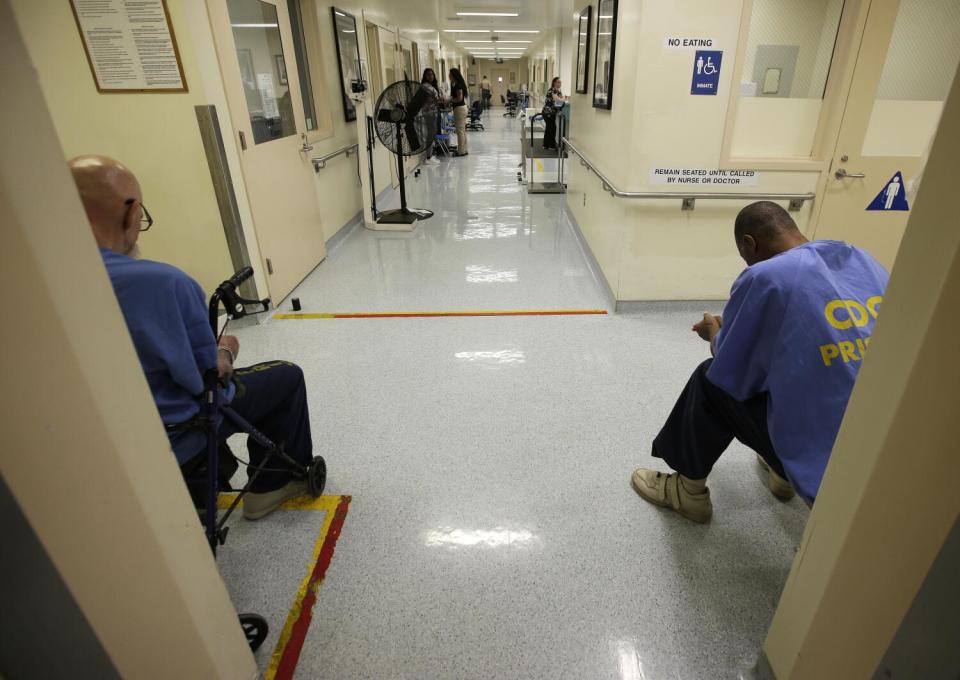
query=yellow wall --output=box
[566,0,821,301]
[11,0,234,294]
[1,5,255,674]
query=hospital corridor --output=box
[2,1,959,679]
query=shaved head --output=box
[69,155,143,255]
[733,201,807,265]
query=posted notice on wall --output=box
[69,0,187,92]
[650,168,760,186]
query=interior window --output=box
[286,0,317,131]
[861,0,960,157]
[730,0,845,158]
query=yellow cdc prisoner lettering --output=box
[819,296,883,366]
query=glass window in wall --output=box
[286,0,316,131]
[861,0,960,157]
[228,0,297,144]
[731,0,844,158]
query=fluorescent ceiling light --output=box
[444,29,491,33]
[231,23,278,28]
[457,40,531,43]
[457,12,520,17]
[493,30,539,33]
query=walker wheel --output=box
[239,613,268,651]
[307,456,327,497]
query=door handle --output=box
[300,134,314,154]
[835,167,866,179]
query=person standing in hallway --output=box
[69,155,316,520]
[449,67,469,157]
[542,77,566,149]
[420,68,444,165]
[631,202,889,522]
[481,74,492,110]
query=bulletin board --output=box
[69,0,188,93]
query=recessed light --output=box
[457,12,520,17]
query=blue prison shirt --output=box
[100,248,234,463]
[707,240,889,503]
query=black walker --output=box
[192,267,327,650]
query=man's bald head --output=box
[69,155,143,255]
[733,201,807,266]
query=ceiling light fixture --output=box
[456,40,531,43]
[456,11,520,17]
[443,29,491,33]
[231,23,278,28]
[492,30,539,33]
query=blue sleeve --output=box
[165,275,217,396]
[707,269,788,401]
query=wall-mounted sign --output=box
[650,168,759,186]
[664,37,715,50]
[69,0,187,93]
[866,171,909,211]
[691,50,722,95]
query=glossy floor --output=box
[227,113,808,679]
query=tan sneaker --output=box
[631,468,713,524]
[242,480,308,520]
[757,456,795,501]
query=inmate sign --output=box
[691,50,723,95]
[649,168,759,186]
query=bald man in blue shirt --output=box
[71,155,314,520]
[632,202,889,522]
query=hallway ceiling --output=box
[390,0,575,57]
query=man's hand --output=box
[692,313,722,342]
[217,335,240,382]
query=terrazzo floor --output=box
[223,111,808,679]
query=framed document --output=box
[593,0,619,109]
[575,6,592,94]
[69,0,187,93]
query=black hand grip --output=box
[226,267,253,289]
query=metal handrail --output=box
[560,136,815,210]
[311,143,359,171]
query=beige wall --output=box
[764,67,960,679]
[0,2,255,675]
[11,0,234,294]
[567,0,824,301]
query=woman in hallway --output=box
[449,67,469,157]
[543,77,567,149]
[420,68,444,165]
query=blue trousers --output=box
[652,359,787,480]
[181,360,313,500]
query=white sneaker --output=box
[242,480,307,520]
[424,157,440,165]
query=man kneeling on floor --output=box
[70,155,313,520]
[632,201,888,522]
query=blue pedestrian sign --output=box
[691,50,722,95]
[866,171,909,211]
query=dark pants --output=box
[652,359,787,480]
[181,360,313,501]
[543,113,557,148]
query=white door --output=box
[208,0,326,301]
[815,0,960,270]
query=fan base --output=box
[377,208,434,224]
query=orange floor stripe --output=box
[274,309,608,320]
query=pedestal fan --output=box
[373,80,436,224]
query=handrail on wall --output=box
[560,137,814,211]
[311,143,359,172]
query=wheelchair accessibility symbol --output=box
[691,50,723,95]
